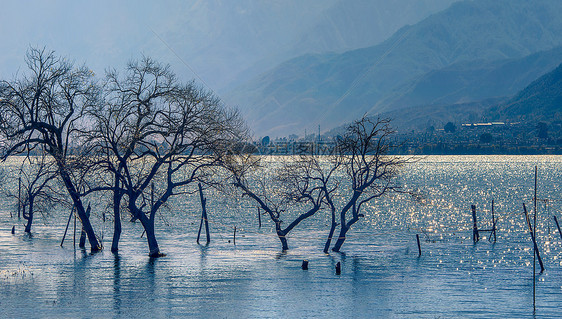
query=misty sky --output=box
[0,1,191,79]
[0,0,458,97]
[0,0,332,91]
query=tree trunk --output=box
[278,231,289,250]
[59,170,101,252]
[332,214,362,252]
[276,222,289,250]
[111,177,122,253]
[145,220,162,257]
[72,193,99,252]
[323,224,337,253]
[323,215,337,253]
[138,213,162,257]
[79,204,91,248]
[332,200,360,252]
[331,225,349,252]
[24,196,33,233]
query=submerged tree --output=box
[15,151,61,233]
[0,47,102,251]
[225,117,407,253]
[328,117,406,252]
[88,57,247,257]
[224,154,325,250]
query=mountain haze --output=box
[228,0,562,137]
[217,0,461,92]
[381,46,562,109]
[288,0,459,55]
[375,55,562,133]
[0,0,459,98]
[494,63,562,120]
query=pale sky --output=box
[0,1,181,78]
[0,0,458,97]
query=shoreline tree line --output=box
[0,47,407,257]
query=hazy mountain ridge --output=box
[372,60,562,134]
[381,46,562,109]
[228,0,562,137]
[493,63,562,120]
[289,0,459,55]
[149,0,461,94]
[321,97,504,138]
[219,0,461,94]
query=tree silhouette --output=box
[0,47,102,251]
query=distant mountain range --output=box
[493,62,562,121]
[372,48,562,132]
[370,59,562,134]
[226,0,562,137]
[152,0,460,93]
[377,46,562,110]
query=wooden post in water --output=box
[471,205,479,243]
[203,202,210,245]
[554,215,562,241]
[301,260,309,270]
[17,176,21,219]
[196,183,210,244]
[233,226,237,245]
[523,203,545,273]
[491,200,497,242]
[196,184,205,244]
[416,234,422,257]
[335,262,341,275]
[534,166,537,274]
[11,226,15,234]
[60,207,74,247]
[533,166,538,312]
[258,207,262,228]
[73,209,76,248]
[102,211,105,241]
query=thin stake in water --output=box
[554,215,562,241]
[73,208,76,248]
[471,205,479,243]
[416,234,422,257]
[489,199,497,242]
[60,206,75,247]
[197,183,210,244]
[17,176,21,219]
[523,203,545,273]
[533,166,538,313]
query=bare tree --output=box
[305,155,341,254]
[12,151,61,233]
[224,154,325,250]
[224,117,407,253]
[0,48,102,251]
[328,117,406,252]
[88,57,246,257]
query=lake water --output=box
[2,156,562,318]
